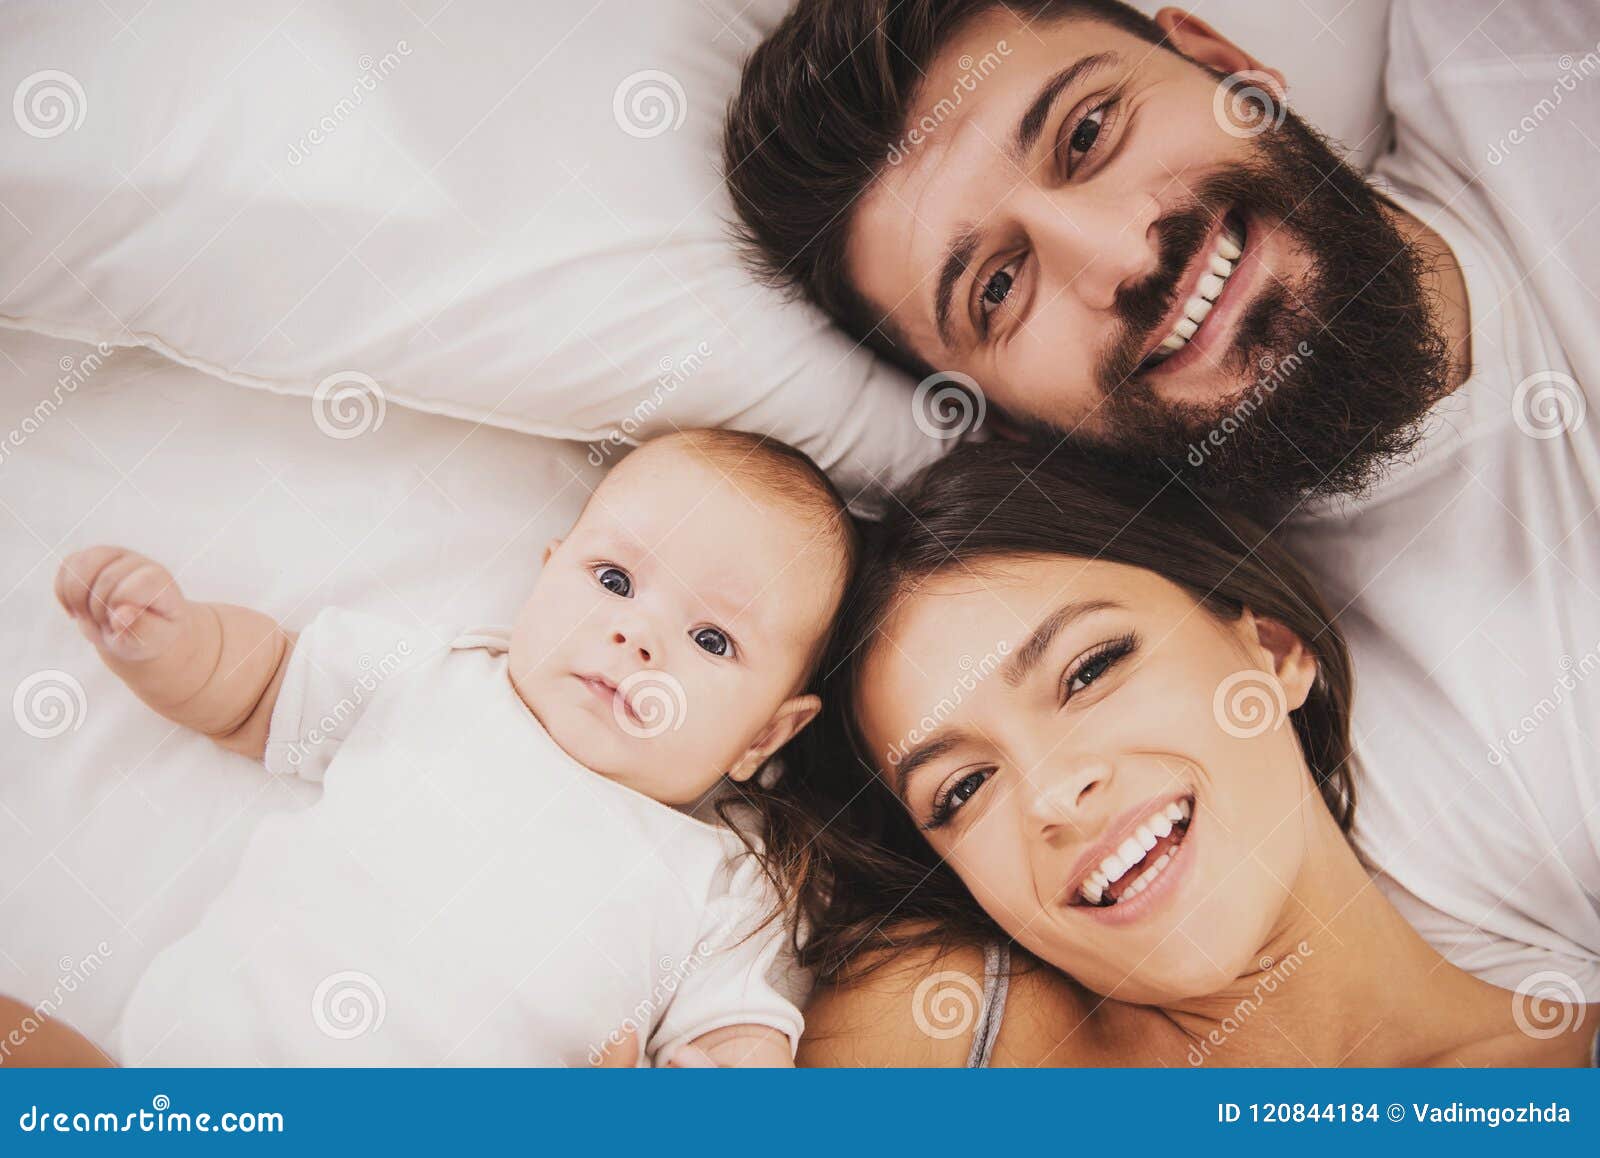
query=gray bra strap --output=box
[965,940,1011,1068]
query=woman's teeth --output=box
[1146,220,1245,366]
[1077,797,1192,907]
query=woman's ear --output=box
[728,694,821,783]
[1241,611,1317,712]
[1153,7,1286,97]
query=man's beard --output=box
[1062,105,1453,513]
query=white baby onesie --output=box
[114,609,803,1066]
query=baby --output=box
[55,429,857,1067]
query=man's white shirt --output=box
[1284,0,1600,997]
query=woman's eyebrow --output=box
[892,732,965,798]
[934,226,982,348]
[1000,598,1123,688]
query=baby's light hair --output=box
[665,428,860,582]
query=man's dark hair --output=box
[723,0,1167,373]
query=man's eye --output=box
[692,626,730,656]
[1069,107,1104,158]
[976,256,1024,329]
[594,565,631,596]
[1061,100,1117,178]
[982,268,1014,308]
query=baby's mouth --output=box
[578,673,642,726]
[1069,795,1193,909]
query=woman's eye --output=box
[692,626,730,656]
[929,768,992,828]
[594,565,631,597]
[1062,634,1138,701]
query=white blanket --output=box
[0,328,602,1049]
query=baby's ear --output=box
[541,537,563,566]
[728,694,821,783]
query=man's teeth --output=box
[1077,797,1192,906]
[1149,221,1245,364]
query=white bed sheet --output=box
[0,327,603,1050]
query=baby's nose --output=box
[611,628,652,663]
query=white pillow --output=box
[0,0,944,498]
[1129,0,1393,168]
[0,0,1390,495]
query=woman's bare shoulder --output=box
[798,939,990,1067]
[797,934,1176,1067]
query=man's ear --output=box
[1241,611,1317,712]
[727,694,821,783]
[1153,7,1286,97]
[541,537,563,567]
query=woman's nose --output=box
[1024,754,1115,835]
[1027,188,1161,312]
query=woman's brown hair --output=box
[771,440,1356,982]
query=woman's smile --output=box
[1065,793,1197,928]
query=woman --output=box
[775,442,1599,1067]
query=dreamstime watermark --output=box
[885,41,1012,166]
[1212,669,1287,740]
[13,70,86,138]
[1487,642,1600,766]
[0,343,114,468]
[586,940,714,1066]
[1212,70,1287,139]
[311,970,386,1040]
[1186,942,1313,1065]
[1509,969,1585,1040]
[1511,369,1584,439]
[281,642,413,769]
[13,669,87,739]
[912,370,987,440]
[911,969,984,1040]
[1486,42,1600,165]
[612,70,686,138]
[612,670,687,739]
[1186,341,1313,468]
[286,41,412,165]
[312,370,387,439]
[885,641,1011,768]
[0,942,113,1063]
[587,341,712,467]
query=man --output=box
[726,1,1600,1002]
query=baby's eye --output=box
[692,627,730,656]
[594,565,631,597]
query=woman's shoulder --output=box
[798,938,995,1067]
[798,933,1144,1067]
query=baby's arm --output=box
[55,546,293,762]
[672,1023,794,1068]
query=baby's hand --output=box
[56,546,190,663]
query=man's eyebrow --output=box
[892,731,965,799]
[1011,52,1120,163]
[931,52,1120,347]
[934,225,982,348]
[1000,598,1123,689]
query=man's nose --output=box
[1023,752,1115,838]
[1024,187,1162,312]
